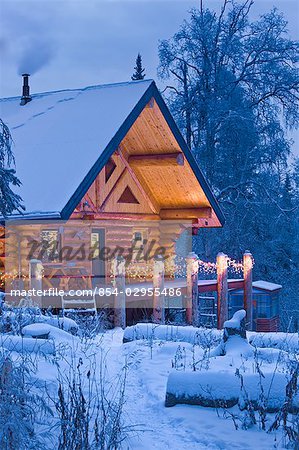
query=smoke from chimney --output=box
[18,39,54,77]
[20,74,32,106]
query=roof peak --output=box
[0,78,154,102]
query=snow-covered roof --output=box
[252,280,282,291]
[0,79,153,217]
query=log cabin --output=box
[0,77,225,313]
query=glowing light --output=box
[243,252,254,272]
[0,270,29,289]
[154,258,165,276]
[35,262,44,281]
[111,257,126,277]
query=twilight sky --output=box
[0,0,298,152]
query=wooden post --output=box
[113,256,126,329]
[217,252,228,329]
[186,252,199,326]
[243,250,253,330]
[29,259,43,306]
[153,255,165,324]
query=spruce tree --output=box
[0,119,24,217]
[131,53,146,81]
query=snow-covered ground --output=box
[1,314,298,449]
[105,330,297,449]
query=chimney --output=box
[20,74,32,106]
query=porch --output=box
[18,251,254,329]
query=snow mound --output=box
[124,323,299,352]
[22,323,76,342]
[0,309,78,334]
[38,315,78,333]
[123,323,221,346]
[223,309,246,329]
[211,334,254,358]
[165,369,299,411]
[22,323,52,338]
[249,332,299,352]
[0,334,55,355]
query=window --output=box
[257,294,271,318]
[40,230,60,262]
[91,232,100,259]
[271,294,279,317]
[230,293,244,308]
[229,293,244,318]
[132,229,148,261]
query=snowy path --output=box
[101,330,205,449]
[100,330,279,450]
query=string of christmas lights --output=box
[227,257,244,275]
[113,254,250,281]
[0,270,29,289]
[0,254,254,288]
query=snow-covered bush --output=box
[0,304,79,336]
[0,304,43,334]
[123,323,222,347]
[0,353,52,449]
[0,334,55,355]
[124,322,299,353]
[65,309,109,339]
[49,349,130,449]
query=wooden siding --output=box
[256,316,279,332]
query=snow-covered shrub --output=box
[268,361,299,448]
[0,353,52,449]
[248,332,299,353]
[0,334,55,355]
[50,349,130,449]
[65,309,109,340]
[0,304,79,337]
[172,345,187,371]
[0,304,45,335]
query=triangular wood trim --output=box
[101,169,154,214]
[117,186,139,204]
[98,154,125,207]
[105,158,117,183]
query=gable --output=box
[0,80,224,226]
